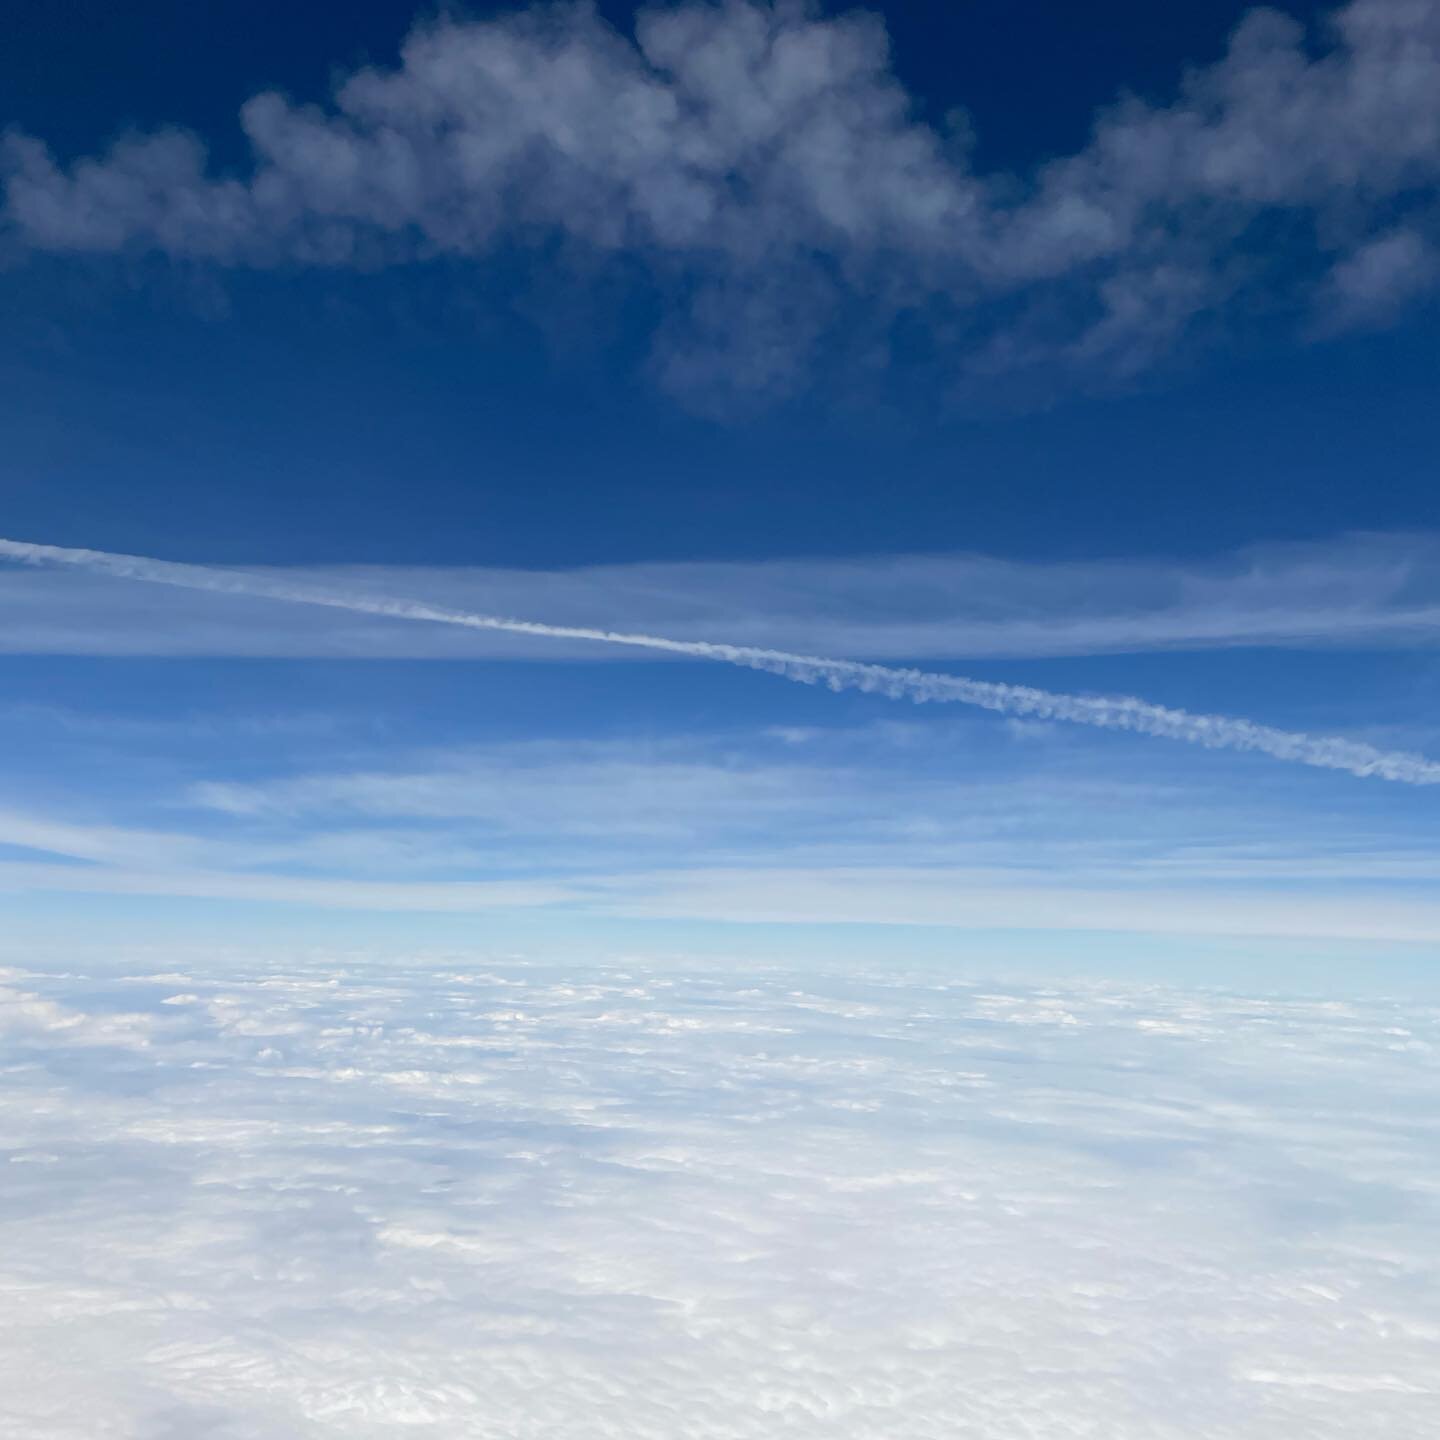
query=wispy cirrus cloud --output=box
[2,531,1439,662]
[7,852,1440,940]
[8,530,1440,785]
[4,724,1440,942]
[4,0,1439,403]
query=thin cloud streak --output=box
[5,855,1440,941]
[4,534,1439,786]
[5,534,1440,661]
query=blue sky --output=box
[3,0,1440,974]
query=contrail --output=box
[3,534,1438,786]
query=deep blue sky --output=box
[6,0,1340,169]
[6,263,1440,567]
[4,0,1432,569]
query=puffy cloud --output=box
[1,958,1438,1436]
[3,3,979,264]
[4,0,1440,400]
[1322,225,1440,326]
[0,979,154,1048]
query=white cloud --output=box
[0,982,154,1048]
[4,0,1440,400]
[1322,226,1440,327]
[1,958,1438,1436]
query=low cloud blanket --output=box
[1,956,1437,1438]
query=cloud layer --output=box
[5,0,1440,400]
[2,956,1439,1438]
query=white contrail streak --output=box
[3,534,1438,786]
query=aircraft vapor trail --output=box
[3,534,1438,786]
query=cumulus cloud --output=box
[0,980,154,1048]
[1,957,1438,1437]
[4,0,1440,400]
[1322,225,1440,326]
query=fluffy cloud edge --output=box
[4,0,1440,403]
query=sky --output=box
[7,6,1440,1438]
[3,0,1440,974]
